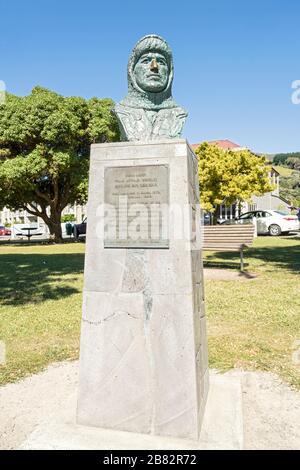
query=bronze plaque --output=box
[104,165,169,248]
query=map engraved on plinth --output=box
[104,164,169,248]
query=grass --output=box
[0,243,85,385]
[204,235,300,388]
[0,237,299,388]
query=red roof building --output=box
[191,139,244,151]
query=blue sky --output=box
[2,0,300,153]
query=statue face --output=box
[134,52,169,93]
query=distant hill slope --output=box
[274,165,300,206]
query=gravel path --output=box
[0,361,299,450]
[0,361,78,450]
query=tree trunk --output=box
[47,209,63,243]
[24,204,64,243]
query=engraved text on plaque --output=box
[104,165,169,248]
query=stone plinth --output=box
[77,139,208,441]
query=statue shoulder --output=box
[113,103,130,117]
[113,104,150,141]
[152,107,188,139]
[114,103,144,119]
[173,106,188,119]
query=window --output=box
[274,211,288,216]
[239,212,253,220]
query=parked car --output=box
[225,210,299,236]
[202,213,211,225]
[0,225,11,236]
[202,213,227,225]
[73,217,87,239]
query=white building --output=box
[0,203,86,232]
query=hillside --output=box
[274,165,300,206]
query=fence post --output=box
[252,216,257,238]
[240,247,244,272]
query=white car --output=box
[236,210,299,236]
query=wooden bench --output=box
[203,224,255,271]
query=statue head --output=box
[126,34,175,109]
[134,51,169,93]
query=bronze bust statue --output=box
[113,34,188,141]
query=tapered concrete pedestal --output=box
[77,140,208,440]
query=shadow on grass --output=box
[204,241,300,273]
[203,256,244,271]
[0,253,85,306]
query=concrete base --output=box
[20,371,243,450]
[77,140,208,440]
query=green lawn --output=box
[204,235,300,388]
[0,237,299,388]
[0,243,85,385]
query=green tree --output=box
[273,152,300,166]
[61,214,76,223]
[0,87,119,241]
[286,157,300,171]
[280,172,300,206]
[194,142,274,218]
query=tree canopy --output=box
[194,142,274,213]
[271,153,300,206]
[0,86,119,241]
[273,152,300,166]
[279,171,300,207]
